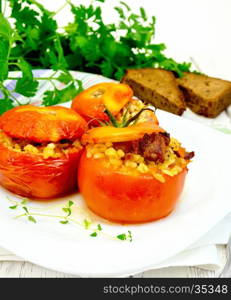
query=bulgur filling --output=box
[0,130,82,159]
[86,135,193,183]
[117,99,154,125]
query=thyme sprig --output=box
[8,197,133,242]
[104,106,157,128]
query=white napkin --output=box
[0,213,230,271]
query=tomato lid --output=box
[0,105,87,143]
[82,122,164,144]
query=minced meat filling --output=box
[114,132,194,163]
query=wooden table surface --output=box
[0,261,223,278]
[0,246,227,278]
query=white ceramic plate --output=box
[0,72,231,277]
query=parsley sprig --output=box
[0,0,192,115]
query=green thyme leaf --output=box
[104,108,119,127]
[60,220,69,224]
[117,233,127,241]
[9,205,18,210]
[68,201,74,207]
[62,207,71,217]
[97,224,102,231]
[117,231,133,241]
[128,230,133,242]
[22,206,29,214]
[83,219,91,229]
[90,232,97,237]
[28,215,36,223]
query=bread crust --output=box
[178,73,231,118]
[121,68,186,115]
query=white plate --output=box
[0,73,231,277]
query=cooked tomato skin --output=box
[71,82,133,125]
[78,151,187,223]
[0,105,87,143]
[0,143,83,199]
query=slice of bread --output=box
[121,68,186,115]
[178,73,231,118]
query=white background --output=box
[35,0,231,80]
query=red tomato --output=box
[78,151,187,223]
[0,105,87,143]
[0,105,87,199]
[71,82,133,125]
[0,144,83,199]
[81,123,164,144]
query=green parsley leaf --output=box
[0,99,14,115]
[17,57,33,80]
[0,0,193,115]
[0,13,12,81]
[42,82,82,106]
[0,12,12,40]
[57,72,73,84]
[140,7,147,21]
[120,1,131,11]
[15,77,39,97]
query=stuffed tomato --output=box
[0,105,87,199]
[78,123,194,223]
[71,82,133,125]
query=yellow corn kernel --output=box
[24,144,39,154]
[105,142,112,147]
[109,158,122,167]
[105,147,117,156]
[72,140,82,149]
[47,143,56,149]
[93,152,105,159]
[14,144,21,150]
[125,161,137,168]
[132,154,144,163]
[43,150,55,159]
[86,151,92,158]
[117,149,125,158]
[137,163,149,173]
[162,169,173,176]
[154,173,165,183]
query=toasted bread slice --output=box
[121,68,186,115]
[178,73,231,118]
